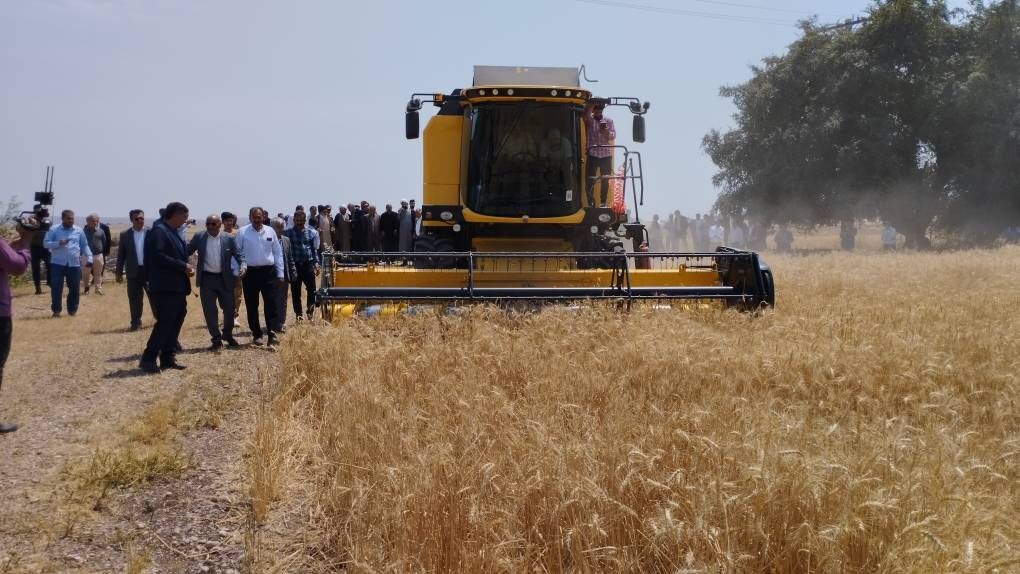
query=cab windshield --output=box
[466,102,581,217]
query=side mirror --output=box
[406,110,420,140]
[632,115,646,143]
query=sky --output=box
[1,0,969,222]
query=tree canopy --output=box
[704,0,1020,245]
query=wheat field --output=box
[250,247,1020,572]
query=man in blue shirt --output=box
[43,209,92,317]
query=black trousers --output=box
[126,268,149,327]
[0,317,11,394]
[586,155,614,206]
[242,265,279,338]
[290,261,317,318]
[199,274,234,343]
[30,245,49,290]
[142,292,187,364]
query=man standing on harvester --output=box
[585,98,616,207]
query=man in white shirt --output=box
[235,207,285,346]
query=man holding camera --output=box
[43,209,92,317]
[0,223,35,433]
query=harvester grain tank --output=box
[317,66,774,317]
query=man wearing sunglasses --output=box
[116,209,150,331]
[188,214,246,351]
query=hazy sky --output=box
[1,0,967,221]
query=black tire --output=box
[413,235,457,269]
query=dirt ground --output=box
[0,275,271,573]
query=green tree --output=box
[704,0,1015,248]
[935,0,1020,240]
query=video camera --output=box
[16,166,55,231]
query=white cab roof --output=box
[472,66,580,87]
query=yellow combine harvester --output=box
[318,66,774,318]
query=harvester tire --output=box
[413,235,457,269]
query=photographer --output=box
[0,223,34,434]
[29,216,49,295]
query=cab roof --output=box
[472,66,580,88]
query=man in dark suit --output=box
[116,209,149,330]
[139,202,193,373]
[188,214,246,351]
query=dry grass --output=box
[123,540,151,574]
[251,247,1020,572]
[65,400,191,507]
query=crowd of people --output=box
[277,200,421,254]
[6,200,424,385]
[643,212,797,253]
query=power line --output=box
[576,0,795,26]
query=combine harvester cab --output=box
[317,66,774,319]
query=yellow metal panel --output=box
[331,266,722,290]
[422,115,463,205]
[424,183,459,206]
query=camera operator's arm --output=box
[0,233,31,276]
